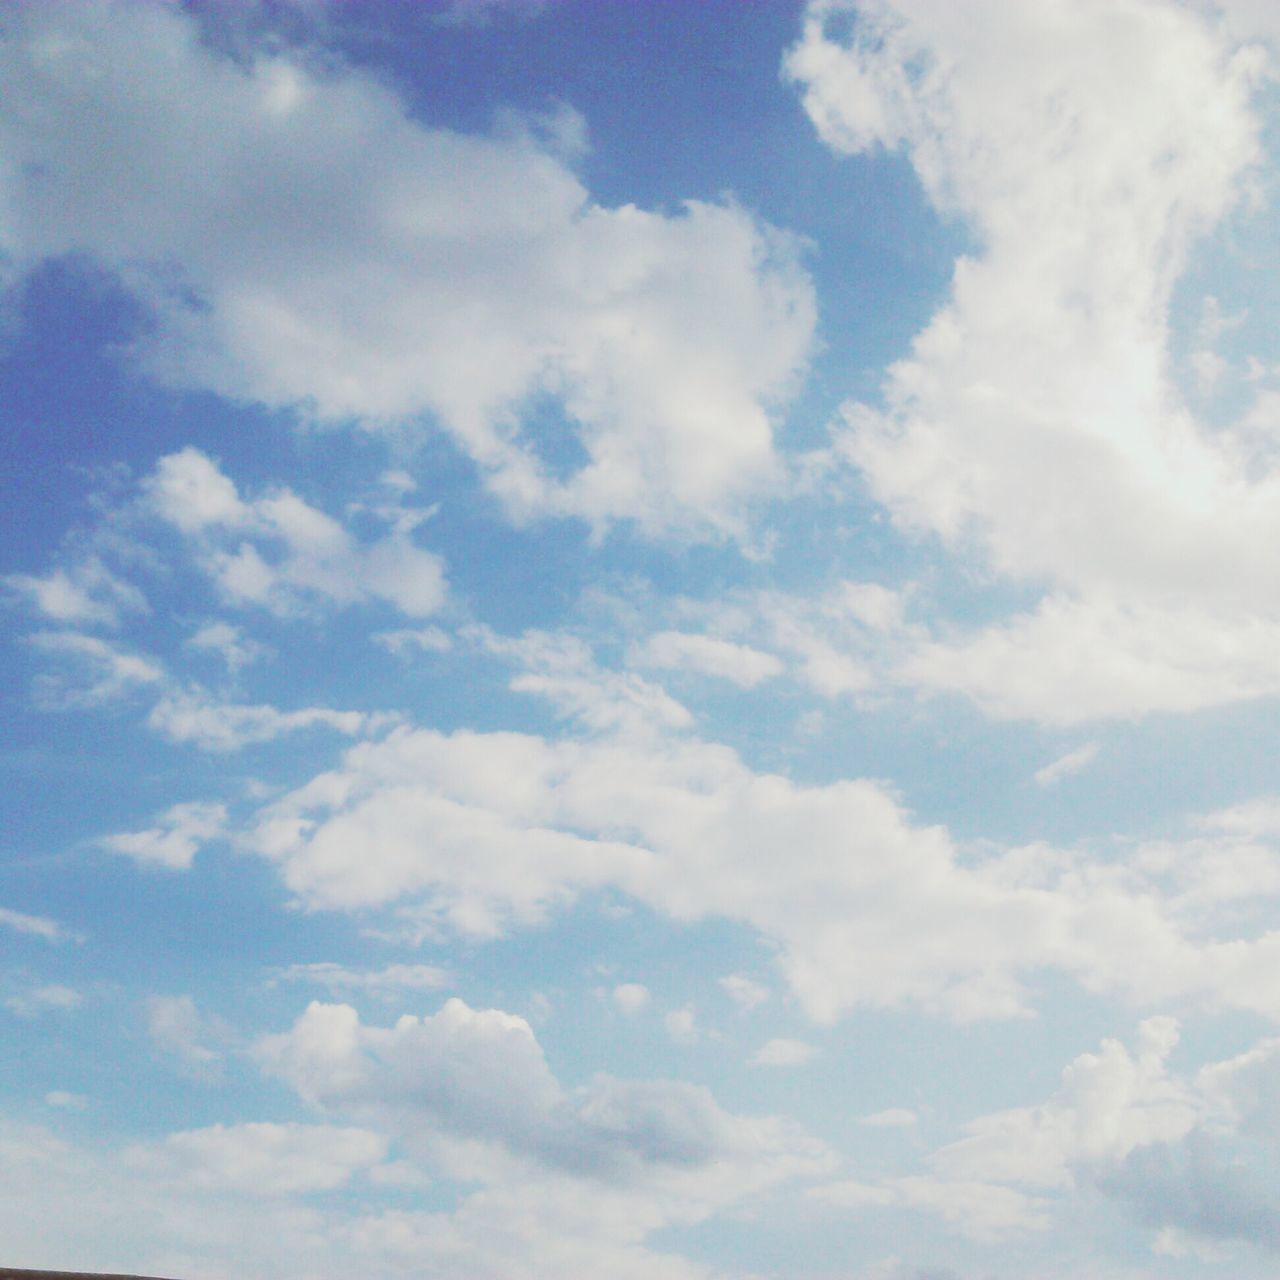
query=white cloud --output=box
[244,723,1280,1025]
[810,1174,1048,1242]
[0,2,815,538]
[719,973,770,1011]
[274,962,450,999]
[474,626,692,737]
[27,631,164,708]
[663,1007,698,1044]
[859,1108,918,1129]
[611,983,651,1016]
[4,559,146,628]
[852,1016,1280,1253]
[750,1038,818,1067]
[147,689,395,752]
[146,994,233,1081]
[1034,743,1100,787]
[3,981,82,1018]
[187,620,268,673]
[0,906,79,945]
[932,1017,1197,1192]
[44,1091,88,1111]
[256,997,829,1201]
[633,631,784,688]
[374,625,453,657]
[144,449,447,619]
[126,1122,388,1197]
[101,801,227,871]
[784,1,1280,723]
[898,596,1280,724]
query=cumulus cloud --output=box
[242,722,1280,1025]
[784,0,1280,723]
[256,997,828,1199]
[750,1038,818,1067]
[148,688,396,752]
[3,981,82,1019]
[144,449,447,620]
[0,1,815,538]
[859,1108,918,1129]
[846,1016,1280,1254]
[125,1122,388,1197]
[1033,744,1100,787]
[187,620,268,673]
[611,984,651,1016]
[101,801,228,871]
[146,994,234,1081]
[720,973,770,1011]
[4,559,147,628]
[473,626,693,737]
[27,631,164,708]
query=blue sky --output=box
[6,1,1280,1276]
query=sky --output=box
[8,0,1280,1276]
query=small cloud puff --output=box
[750,1038,818,1067]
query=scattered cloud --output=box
[146,994,235,1081]
[859,1108,918,1129]
[632,631,783,688]
[273,962,450,999]
[0,906,80,945]
[1034,743,1100,788]
[145,449,448,620]
[101,802,228,871]
[719,974,770,1012]
[0,2,815,538]
[750,1038,818,1067]
[611,983,651,1016]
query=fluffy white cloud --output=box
[145,449,447,619]
[848,1016,1280,1254]
[0,1,814,537]
[611,983,651,1016]
[27,631,164,708]
[859,1108,917,1128]
[899,596,1280,724]
[274,962,451,999]
[633,631,784,688]
[473,625,693,737]
[4,559,147,628]
[257,997,828,1200]
[101,801,227,871]
[245,721,1280,1025]
[1033,744,1100,788]
[146,994,233,1081]
[750,1038,818,1067]
[3,981,82,1018]
[187,620,268,673]
[932,1018,1197,1191]
[663,1006,699,1044]
[720,973,770,1011]
[785,1,1280,723]
[126,1122,388,1196]
[811,1174,1049,1242]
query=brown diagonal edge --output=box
[0,1271,179,1280]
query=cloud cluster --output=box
[245,713,1280,1025]
[823,1016,1280,1255]
[785,0,1280,722]
[145,448,447,619]
[0,1,814,537]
